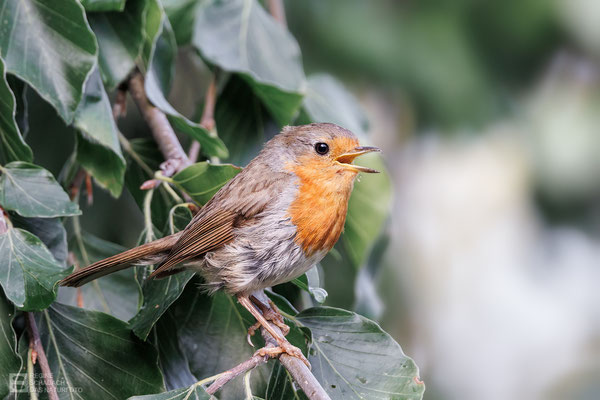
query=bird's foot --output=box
[253,340,310,369]
[246,297,290,346]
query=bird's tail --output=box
[59,233,181,287]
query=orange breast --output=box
[286,158,355,256]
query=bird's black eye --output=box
[314,142,329,155]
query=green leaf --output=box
[0,0,97,123]
[145,19,229,159]
[141,0,164,68]
[161,0,203,45]
[172,162,241,205]
[128,384,211,400]
[129,206,194,340]
[0,57,32,164]
[0,162,80,218]
[297,307,425,399]
[193,0,306,125]
[0,292,22,399]
[172,286,272,399]
[215,75,275,166]
[36,303,165,398]
[58,231,140,321]
[266,362,309,400]
[89,0,147,90]
[0,228,70,310]
[303,74,368,136]
[11,215,68,266]
[74,68,126,197]
[81,0,126,12]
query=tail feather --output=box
[60,233,181,287]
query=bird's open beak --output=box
[335,146,381,173]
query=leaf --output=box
[58,231,140,321]
[215,75,277,166]
[297,307,425,400]
[88,0,147,90]
[141,0,164,68]
[0,292,22,399]
[0,162,80,218]
[292,265,328,303]
[161,0,203,45]
[172,286,272,399]
[11,215,68,266]
[0,0,97,123]
[266,362,309,400]
[128,384,211,400]
[129,207,195,340]
[36,303,165,398]
[172,162,242,205]
[74,68,126,197]
[154,309,197,391]
[0,57,32,164]
[81,0,126,12]
[0,228,70,310]
[193,0,306,125]
[144,19,229,159]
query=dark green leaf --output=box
[0,0,97,123]
[0,228,70,310]
[162,0,203,45]
[11,215,68,266]
[129,207,194,340]
[141,0,164,68]
[172,287,272,399]
[36,303,165,398]
[81,0,126,12]
[154,309,197,391]
[0,162,80,218]
[74,68,126,197]
[89,0,147,89]
[128,385,210,400]
[172,162,241,205]
[0,292,22,399]
[297,307,425,399]
[215,75,276,166]
[193,0,306,125]
[0,57,32,164]
[145,20,229,159]
[58,231,140,321]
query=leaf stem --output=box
[143,189,155,243]
[26,312,59,400]
[27,346,38,400]
[118,133,155,176]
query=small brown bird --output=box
[60,123,380,365]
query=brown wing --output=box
[148,164,290,279]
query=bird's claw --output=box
[253,342,311,369]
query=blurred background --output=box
[26,0,600,398]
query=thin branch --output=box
[26,312,59,400]
[205,353,269,395]
[128,72,191,177]
[113,81,128,119]
[189,76,217,163]
[68,168,86,201]
[268,0,288,28]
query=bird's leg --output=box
[237,295,310,368]
[249,295,290,335]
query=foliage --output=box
[0,0,422,399]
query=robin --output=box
[60,123,380,366]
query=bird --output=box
[60,123,380,366]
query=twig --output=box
[68,168,86,201]
[205,353,269,395]
[268,0,287,27]
[26,312,59,400]
[113,81,128,119]
[189,76,217,163]
[128,72,191,177]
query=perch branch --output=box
[205,353,270,395]
[189,75,218,163]
[128,72,191,177]
[268,0,287,27]
[26,313,59,400]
